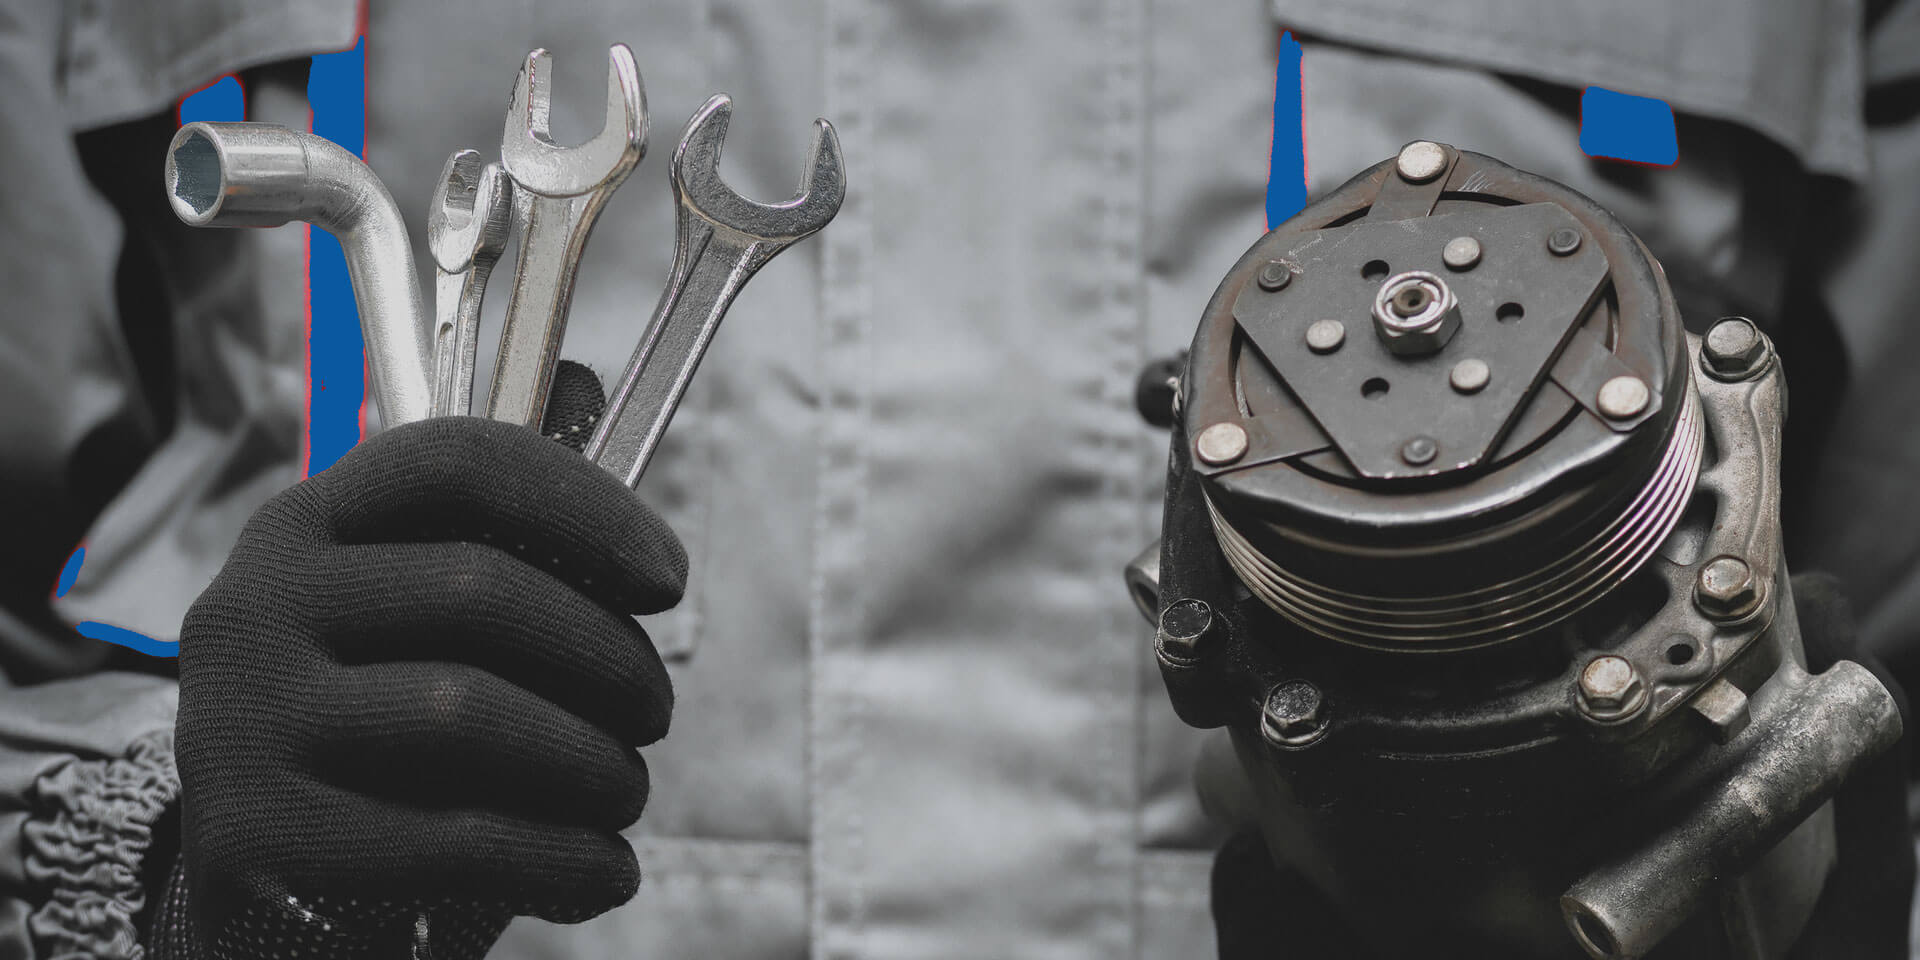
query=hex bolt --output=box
[1256,260,1292,292]
[1261,679,1328,747]
[1702,316,1769,381]
[1305,319,1346,354]
[1450,358,1490,394]
[1695,555,1762,620]
[1401,435,1438,466]
[1442,235,1482,270]
[1396,140,1447,183]
[1371,270,1462,356]
[1578,655,1648,721]
[1548,227,1583,256]
[1596,375,1650,420]
[1156,597,1213,665]
[1195,422,1249,465]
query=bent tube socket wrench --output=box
[585,95,846,487]
[164,121,434,426]
[488,44,646,428]
[427,151,513,417]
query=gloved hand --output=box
[154,365,685,959]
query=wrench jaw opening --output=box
[428,150,513,274]
[502,44,648,198]
[673,95,848,244]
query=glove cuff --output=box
[23,727,180,960]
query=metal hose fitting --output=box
[165,121,433,426]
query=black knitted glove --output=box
[156,367,683,959]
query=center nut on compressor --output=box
[1135,142,1903,959]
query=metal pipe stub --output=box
[1180,145,1690,651]
[1560,660,1902,960]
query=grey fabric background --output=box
[4,0,1919,957]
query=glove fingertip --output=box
[531,837,639,925]
[540,360,608,452]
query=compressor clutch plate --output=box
[1183,144,1695,651]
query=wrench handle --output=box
[487,193,600,427]
[430,272,461,418]
[586,222,782,487]
[430,265,500,418]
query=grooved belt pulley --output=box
[1181,142,1693,651]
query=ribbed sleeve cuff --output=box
[23,728,179,960]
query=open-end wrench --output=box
[487,44,646,427]
[427,150,513,417]
[585,95,846,487]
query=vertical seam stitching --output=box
[811,1,872,955]
[1097,0,1151,955]
[1126,2,1154,955]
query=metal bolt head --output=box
[1547,227,1583,256]
[1156,597,1213,664]
[1396,140,1447,183]
[1401,435,1438,466]
[1195,422,1249,465]
[1596,375,1650,420]
[1442,235,1482,270]
[1450,358,1490,394]
[1256,260,1292,291]
[1371,270,1461,356]
[1695,555,1761,620]
[1261,680,1327,747]
[1304,319,1346,354]
[1702,316,1768,380]
[1578,655,1648,720]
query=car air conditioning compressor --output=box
[1125,141,1902,960]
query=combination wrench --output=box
[488,44,646,428]
[426,150,513,417]
[585,94,846,487]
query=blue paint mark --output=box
[76,620,179,657]
[1580,86,1678,166]
[1266,31,1306,229]
[179,75,244,124]
[54,545,84,598]
[306,38,368,475]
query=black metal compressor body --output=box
[1128,142,1902,959]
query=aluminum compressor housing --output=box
[1132,142,1902,959]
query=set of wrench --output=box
[163,43,846,488]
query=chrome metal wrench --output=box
[585,95,846,487]
[487,44,646,427]
[427,150,513,417]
